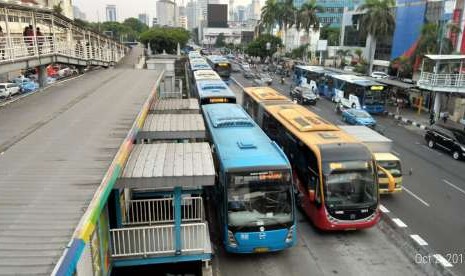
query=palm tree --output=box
[414,23,453,59]
[357,0,395,75]
[260,0,279,34]
[336,49,351,68]
[297,0,321,39]
[276,0,296,46]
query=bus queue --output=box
[186,51,396,252]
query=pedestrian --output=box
[442,112,449,124]
[25,25,34,55]
[23,26,29,54]
[36,27,44,54]
[429,111,435,125]
[0,26,5,60]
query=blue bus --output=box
[293,65,326,94]
[189,58,211,72]
[329,74,388,113]
[195,79,236,105]
[202,103,297,253]
[206,55,232,83]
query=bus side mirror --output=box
[308,190,315,202]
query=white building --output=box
[106,4,117,22]
[156,0,177,27]
[202,24,255,46]
[186,0,197,30]
[36,0,74,19]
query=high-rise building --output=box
[229,0,235,21]
[186,0,197,30]
[138,13,149,26]
[73,6,87,20]
[153,18,159,27]
[250,0,261,20]
[197,0,208,27]
[237,5,246,22]
[207,4,228,28]
[106,5,117,22]
[314,0,363,27]
[156,0,177,27]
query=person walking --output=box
[36,27,44,54]
[0,26,5,60]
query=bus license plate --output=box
[254,247,269,253]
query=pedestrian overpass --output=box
[0,3,126,85]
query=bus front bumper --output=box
[225,227,296,254]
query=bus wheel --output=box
[351,103,356,109]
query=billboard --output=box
[208,4,228,28]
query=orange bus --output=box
[261,104,382,230]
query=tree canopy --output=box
[140,27,190,54]
[246,34,282,58]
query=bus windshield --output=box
[227,171,293,229]
[377,160,402,178]
[364,89,385,105]
[323,161,377,208]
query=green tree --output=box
[414,23,453,60]
[246,34,282,59]
[260,0,279,33]
[297,0,321,36]
[320,27,340,46]
[123,17,149,34]
[357,0,396,74]
[215,33,226,48]
[140,27,190,54]
[336,49,351,68]
[53,2,63,14]
[276,0,296,44]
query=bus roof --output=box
[263,104,360,146]
[332,74,384,87]
[196,80,236,99]
[295,65,326,73]
[202,103,290,171]
[193,69,221,81]
[243,86,292,104]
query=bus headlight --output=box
[285,225,295,243]
[228,230,238,247]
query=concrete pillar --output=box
[174,187,182,255]
[433,92,442,120]
[38,65,47,88]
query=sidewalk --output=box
[385,104,465,130]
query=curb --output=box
[386,112,429,130]
[378,206,456,276]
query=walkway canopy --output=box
[150,98,200,114]
[137,114,206,141]
[115,143,215,190]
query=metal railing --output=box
[0,35,124,64]
[123,197,204,226]
[418,72,465,88]
[110,223,207,258]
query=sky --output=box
[74,0,258,22]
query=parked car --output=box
[257,73,273,85]
[290,86,318,105]
[0,83,20,98]
[371,71,389,79]
[12,77,38,93]
[425,124,465,160]
[243,70,254,79]
[342,108,377,127]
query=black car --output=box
[424,124,465,160]
[290,86,318,105]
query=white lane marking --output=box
[392,150,400,156]
[434,254,453,267]
[403,187,430,207]
[443,179,465,195]
[392,218,407,228]
[379,204,390,213]
[410,234,428,246]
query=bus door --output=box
[333,79,345,103]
